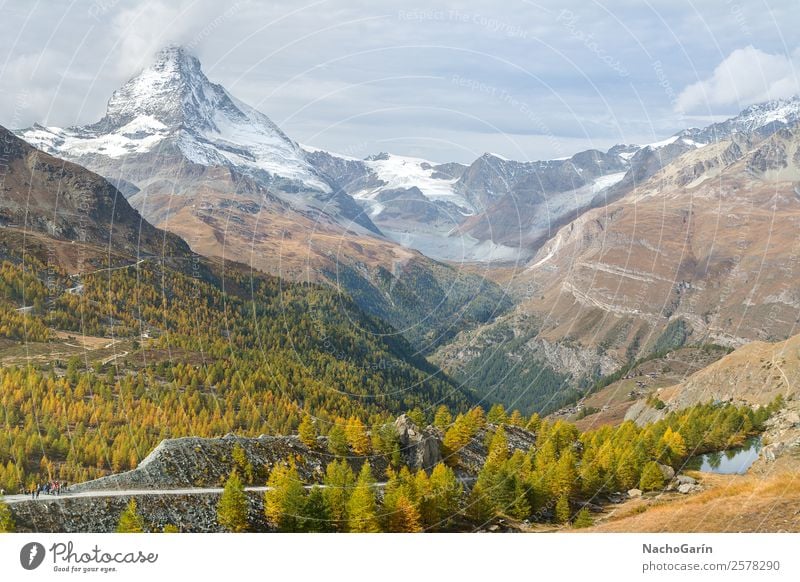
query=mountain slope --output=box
[433,104,800,413]
[0,125,188,259]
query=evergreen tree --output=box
[217,470,249,532]
[433,405,452,429]
[322,459,355,531]
[407,408,426,428]
[639,461,666,491]
[526,412,541,433]
[385,492,422,532]
[371,423,399,458]
[573,507,593,529]
[508,409,524,427]
[265,461,307,531]
[345,417,371,456]
[327,424,349,456]
[552,449,577,497]
[465,481,494,524]
[298,415,318,448]
[0,497,14,532]
[487,403,508,425]
[300,486,331,532]
[347,462,380,532]
[555,494,570,524]
[579,460,602,497]
[117,498,146,533]
[507,455,532,520]
[427,463,462,527]
[231,444,254,484]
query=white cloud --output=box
[677,46,800,113]
[110,0,228,77]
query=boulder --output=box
[607,492,625,504]
[677,483,699,494]
[394,415,442,470]
[627,488,642,498]
[761,443,783,462]
[658,463,675,480]
[676,475,697,485]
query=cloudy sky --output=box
[1,0,798,162]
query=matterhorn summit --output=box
[19,46,333,196]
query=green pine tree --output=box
[231,444,254,484]
[487,403,508,425]
[327,424,349,456]
[347,462,381,532]
[322,459,355,531]
[117,498,146,533]
[639,461,666,491]
[300,486,331,532]
[572,507,593,529]
[217,470,249,532]
[265,461,306,531]
[555,494,570,524]
[298,415,318,448]
[433,405,452,429]
[0,497,15,532]
[465,480,495,524]
[427,463,462,527]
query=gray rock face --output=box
[761,443,783,462]
[453,424,538,475]
[658,463,676,481]
[676,475,697,485]
[11,491,269,533]
[677,483,700,494]
[394,415,442,470]
[69,435,382,493]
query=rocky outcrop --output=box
[11,491,269,533]
[394,415,442,470]
[70,434,387,493]
[658,463,676,481]
[453,424,539,475]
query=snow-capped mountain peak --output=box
[18,45,331,193]
[98,45,220,132]
[731,95,800,130]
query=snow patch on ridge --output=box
[360,153,472,211]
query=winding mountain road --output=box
[2,476,474,506]
[2,481,397,505]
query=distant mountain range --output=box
[18,46,800,267]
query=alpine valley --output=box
[1,45,799,534]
